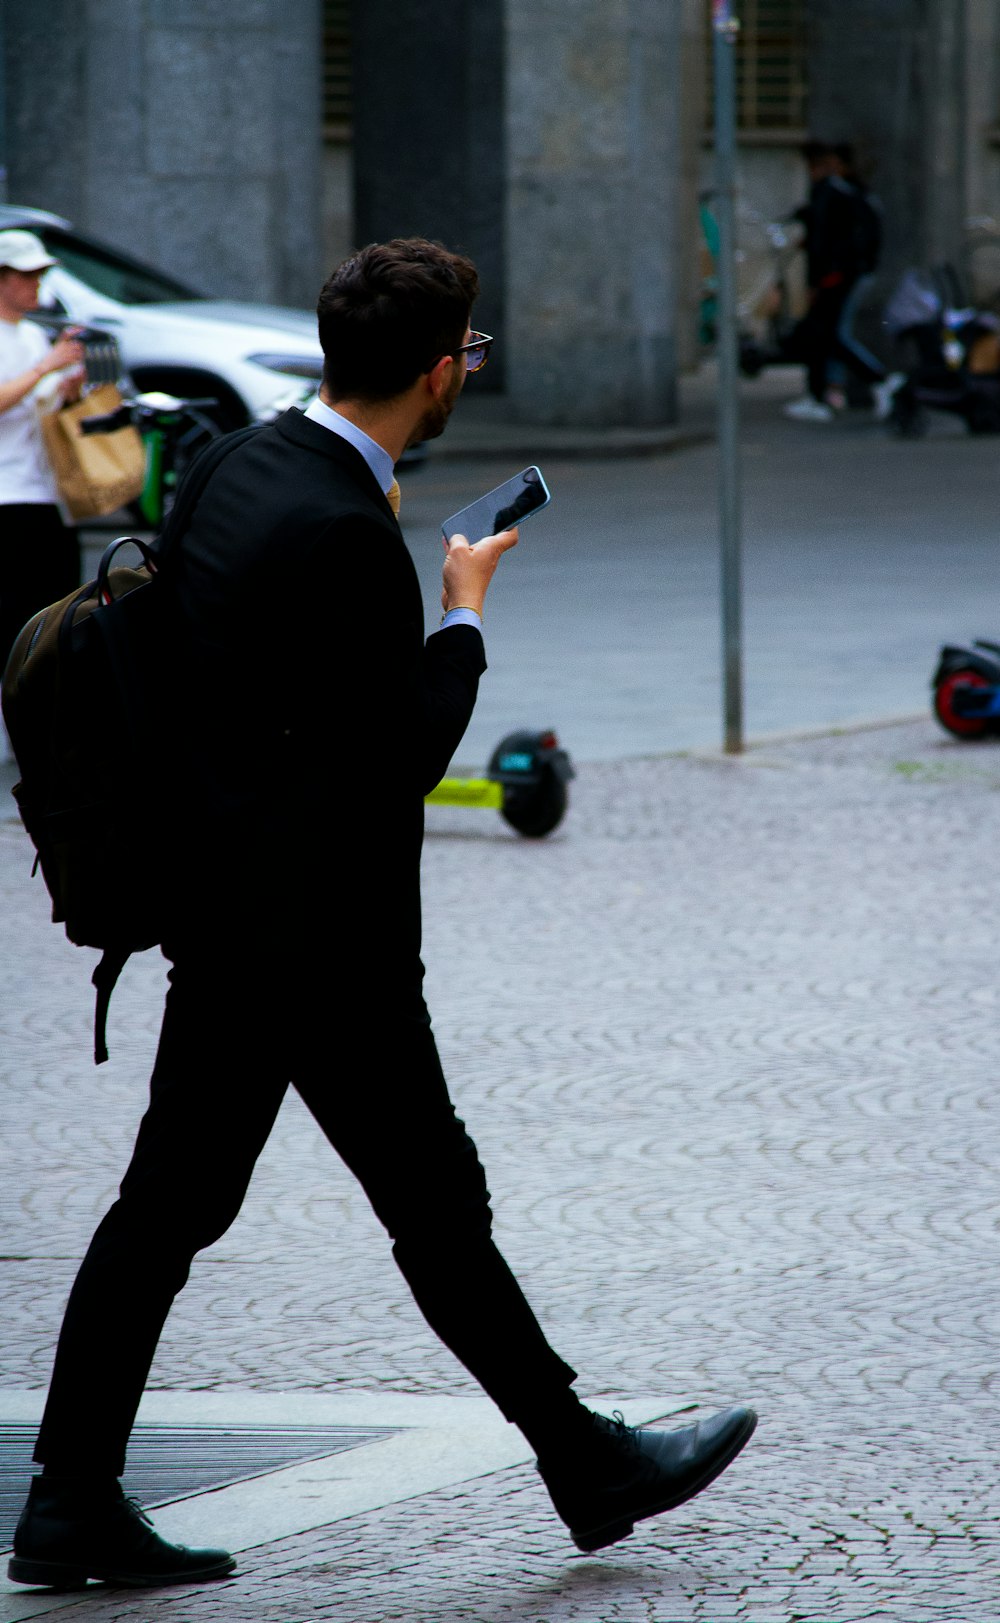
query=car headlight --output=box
[248,353,323,379]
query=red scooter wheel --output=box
[933,668,993,738]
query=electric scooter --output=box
[931,641,1000,738]
[427,729,574,836]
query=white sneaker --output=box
[871,372,906,422]
[782,396,835,423]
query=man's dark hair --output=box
[801,139,832,165]
[317,238,479,402]
[832,141,856,168]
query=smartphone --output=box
[442,466,551,544]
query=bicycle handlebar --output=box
[79,391,220,435]
[80,405,135,435]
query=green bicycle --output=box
[80,388,221,529]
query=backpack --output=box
[1,426,257,1063]
[852,188,883,276]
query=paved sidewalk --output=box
[2,716,999,1620]
[401,368,1000,763]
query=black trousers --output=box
[785,282,885,401]
[0,504,79,677]
[34,938,577,1475]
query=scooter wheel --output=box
[500,766,568,837]
[933,668,993,739]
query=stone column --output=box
[504,0,683,426]
[963,0,1000,306]
[0,2,8,204]
[923,0,968,274]
[676,0,708,375]
[352,0,506,387]
[4,0,323,307]
[807,0,968,291]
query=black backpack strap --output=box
[152,424,260,568]
[91,431,261,755]
[92,947,131,1065]
[85,429,258,1065]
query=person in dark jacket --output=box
[784,141,893,421]
[9,239,756,1592]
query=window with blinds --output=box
[323,0,352,142]
[708,0,808,134]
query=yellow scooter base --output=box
[425,777,504,810]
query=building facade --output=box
[1,0,324,310]
[2,1,999,425]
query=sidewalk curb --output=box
[424,425,712,463]
[540,710,934,771]
[688,709,933,762]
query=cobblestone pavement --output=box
[2,718,999,1619]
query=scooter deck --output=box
[425,777,504,810]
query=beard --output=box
[409,366,464,445]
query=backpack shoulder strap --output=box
[86,426,258,1065]
[153,424,259,566]
[92,948,131,1065]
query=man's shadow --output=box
[382,1552,702,1623]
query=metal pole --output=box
[712,0,744,753]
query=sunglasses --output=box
[454,331,493,373]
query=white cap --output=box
[0,229,58,273]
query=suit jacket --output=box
[164,409,487,980]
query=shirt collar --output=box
[303,396,396,496]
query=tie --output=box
[386,478,401,517]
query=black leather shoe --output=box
[8,1477,236,1589]
[538,1404,758,1553]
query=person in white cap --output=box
[0,229,86,695]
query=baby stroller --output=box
[882,267,1000,435]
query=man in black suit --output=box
[10,239,755,1591]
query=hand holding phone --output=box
[441,524,519,619]
[442,466,551,545]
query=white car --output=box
[1,204,324,430]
